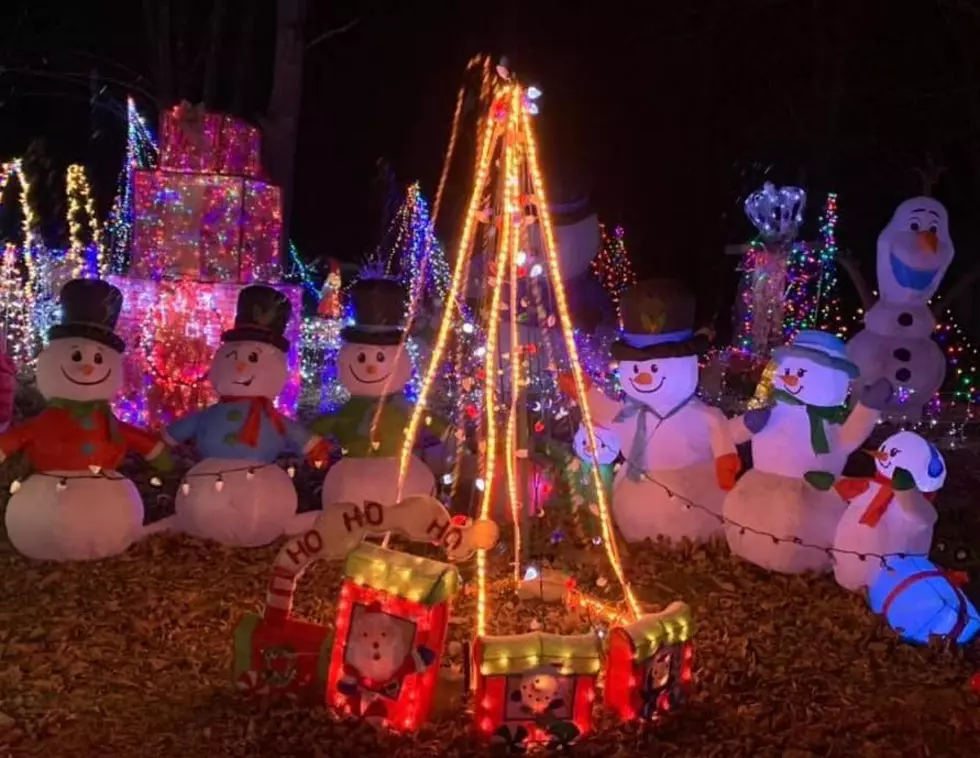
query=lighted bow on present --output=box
[744,182,807,245]
[172,100,208,150]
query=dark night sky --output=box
[3,0,980,328]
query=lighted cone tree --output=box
[398,66,641,638]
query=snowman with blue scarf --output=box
[164,285,333,547]
[564,280,740,544]
[726,330,893,573]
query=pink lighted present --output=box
[130,170,282,283]
[160,103,263,178]
[107,277,302,429]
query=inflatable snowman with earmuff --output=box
[832,430,945,592]
[164,285,334,547]
[0,279,173,561]
[846,197,954,415]
[312,277,438,514]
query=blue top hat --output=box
[772,330,859,378]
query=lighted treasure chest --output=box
[327,543,460,731]
[604,601,695,722]
[472,632,602,750]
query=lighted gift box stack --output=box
[111,102,301,427]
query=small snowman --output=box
[563,280,740,545]
[312,277,440,512]
[565,423,621,543]
[0,279,172,561]
[164,285,333,547]
[832,431,945,592]
[726,330,893,574]
[846,197,954,415]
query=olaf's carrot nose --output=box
[917,229,939,254]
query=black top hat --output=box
[610,279,710,361]
[341,278,407,346]
[222,285,292,353]
[48,278,126,353]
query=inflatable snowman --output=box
[164,285,333,547]
[847,197,954,415]
[566,280,740,544]
[565,422,622,543]
[832,431,945,592]
[0,279,172,560]
[312,278,439,512]
[725,330,893,574]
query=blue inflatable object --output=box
[868,556,980,645]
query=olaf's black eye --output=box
[910,220,921,232]
[929,224,938,234]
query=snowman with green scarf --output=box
[724,330,893,574]
[311,277,442,514]
[562,280,741,545]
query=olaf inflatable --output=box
[165,285,333,547]
[847,197,954,414]
[0,279,172,560]
[313,278,437,513]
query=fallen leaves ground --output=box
[1,446,979,757]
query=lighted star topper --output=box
[744,181,807,242]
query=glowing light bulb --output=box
[287,465,296,479]
[441,473,453,485]
[9,480,21,494]
[56,478,68,492]
[523,566,540,581]
[530,263,543,277]
[462,322,475,334]
[214,477,224,493]
[475,478,486,492]
[149,477,162,488]
[181,482,190,495]
[516,250,528,266]
[526,86,542,100]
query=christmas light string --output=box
[590,224,636,329]
[65,164,104,279]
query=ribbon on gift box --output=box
[173,101,208,153]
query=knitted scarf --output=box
[834,471,937,527]
[771,389,848,455]
[220,396,286,447]
[613,393,695,482]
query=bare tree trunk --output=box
[262,0,308,262]
[231,0,259,114]
[174,0,189,101]
[143,0,174,105]
[202,0,227,109]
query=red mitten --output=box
[714,452,741,491]
[307,438,336,469]
[558,372,592,397]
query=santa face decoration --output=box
[876,197,954,304]
[773,356,849,408]
[209,340,287,399]
[346,605,413,683]
[618,355,698,411]
[35,338,124,402]
[338,342,412,398]
[872,430,946,492]
[573,424,620,465]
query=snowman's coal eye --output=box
[890,448,899,457]
[649,364,659,374]
[376,351,386,363]
[783,367,791,376]
[929,224,938,234]
[357,352,367,363]
[796,368,807,377]
[632,364,639,374]
[910,220,921,231]
[247,351,259,364]
[70,350,82,362]
[93,352,103,365]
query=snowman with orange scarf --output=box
[163,285,334,547]
[832,430,945,592]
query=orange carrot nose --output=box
[780,374,799,388]
[80,364,95,376]
[917,229,939,254]
[235,362,247,374]
[366,364,378,376]
[865,448,889,461]
[633,372,653,386]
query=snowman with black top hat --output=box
[312,277,440,514]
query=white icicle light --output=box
[214,476,224,493]
[56,478,68,492]
[246,469,255,480]
[287,465,296,479]
[181,482,190,495]
[88,465,102,475]
[9,480,21,494]
[150,477,162,488]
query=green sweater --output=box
[311,394,448,458]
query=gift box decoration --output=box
[160,102,263,177]
[130,170,281,283]
[473,632,602,751]
[327,543,460,730]
[108,276,301,428]
[605,601,695,722]
[868,556,980,646]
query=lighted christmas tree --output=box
[590,223,636,327]
[399,63,640,638]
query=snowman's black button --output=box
[893,348,911,362]
[897,312,914,327]
[895,368,912,382]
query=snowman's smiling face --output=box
[573,425,621,465]
[339,342,412,397]
[619,355,699,411]
[872,430,946,491]
[774,356,849,407]
[877,196,954,303]
[210,340,287,398]
[36,339,124,402]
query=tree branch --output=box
[932,262,980,317]
[837,250,875,311]
[305,18,360,50]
